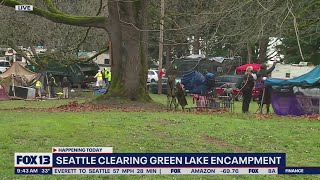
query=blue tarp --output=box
[181,71,207,94]
[265,65,320,86]
[94,88,107,94]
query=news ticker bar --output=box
[15,167,320,175]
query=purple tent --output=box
[271,90,313,116]
[266,65,320,116]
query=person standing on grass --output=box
[48,74,57,98]
[107,70,111,87]
[34,79,42,98]
[104,68,112,89]
[241,66,255,113]
[94,70,103,88]
[61,76,70,99]
[257,61,277,114]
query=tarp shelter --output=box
[264,65,320,116]
[0,62,38,93]
[181,71,207,94]
[236,63,261,74]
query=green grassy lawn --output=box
[0,93,319,179]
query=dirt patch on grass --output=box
[93,97,167,112]
[145,124,172,138]
[2,100,166,112]
[157,119,182,125]
[254,113,320,121]
[202,134,245,152]
[46,101,110,112]
[2,101,110,112]
[1,102,94,112]
[303,114,320,121]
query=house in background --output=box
[4,48,28,66]
[78,51,111,71]
[3,46,47,66]
[2,47,112,71]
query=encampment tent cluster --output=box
[0,62,38,92]
[0,62,48,100]
[235,63,320,116]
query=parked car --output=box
[167,55,242,79]
[215,75,243,87]
[0,59,11,73]
[147,70,159,83]
[149,77,168,94]
[214,83,243,101]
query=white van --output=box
[0,58,11,73]
[147,69,159,83]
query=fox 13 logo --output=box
[15,153,52,167]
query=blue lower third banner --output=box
[52,153,286,167]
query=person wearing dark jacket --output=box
[256,62,277,113]
[48,74,57,98]
[257,62,276,79]
[61,76,70,99]
[241,66,255,113]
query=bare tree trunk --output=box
[247,43,252,64]
[257,37,269,63]
[165,45,171,71]
[107,0,150,101]
[109,41,112,68]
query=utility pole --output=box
[109,41,112,70]
[158,0,164,95]
[247,43,252,64]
